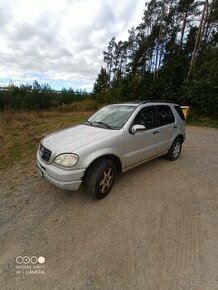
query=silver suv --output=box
[36,101,186,199]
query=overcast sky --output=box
[0,0,145,91]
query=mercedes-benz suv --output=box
[36,101,186,199]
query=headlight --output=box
[53,153,79,168]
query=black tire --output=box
[166,137,182,161]
[84,159,116,200]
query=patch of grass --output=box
[0,108,92,170]
[57,98,99,112]
[187,116,218,128]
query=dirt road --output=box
[0,126,218,290]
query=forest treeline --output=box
[94,0,218,115]
[0,81,89,110]
[0,0,217,115]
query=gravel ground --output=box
[0,126,218,290]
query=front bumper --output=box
[36,151,85,191]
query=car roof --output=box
[109,100,178,107]
[109,102,141,107]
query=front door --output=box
[124,106,158,168]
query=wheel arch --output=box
[84,154,122,179]
[175,134,185,144]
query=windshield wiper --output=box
[92,121,114,129]
[85,120,119,130]
[84,120,93,126]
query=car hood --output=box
[41,124,118,153]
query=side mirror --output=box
[131,124,146,134]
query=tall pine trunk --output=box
[187,0,209,81]
[179,10,188,50]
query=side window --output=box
[157,105,175,126]
[133,106,155,130]
[174,105,185,120]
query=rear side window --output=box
[156,105,175,126]
[174,105,185,120]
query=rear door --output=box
[155,105,177,154]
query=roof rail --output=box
[141,100,176,104]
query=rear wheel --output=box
[166,138,182,161]
[85,159,116,199]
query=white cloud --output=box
[0,0,145,90]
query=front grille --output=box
[39,144,52,162]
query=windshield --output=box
[85,105,136,130]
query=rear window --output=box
[174,106,185,120]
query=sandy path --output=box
[0,126,218,290]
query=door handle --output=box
[173,126,178,129]
[153,130,159,134]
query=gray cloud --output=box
[0,0,145,89]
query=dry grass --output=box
[0,106,93,169]
[187,116,218,128]
[57,98,99,112]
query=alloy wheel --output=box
[173,142,181,158]
[99,167,114,193]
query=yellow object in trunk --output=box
[181,106,190,120]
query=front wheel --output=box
[84,159,116,199]
[166,138,182,161]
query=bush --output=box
[0,82,92,110]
